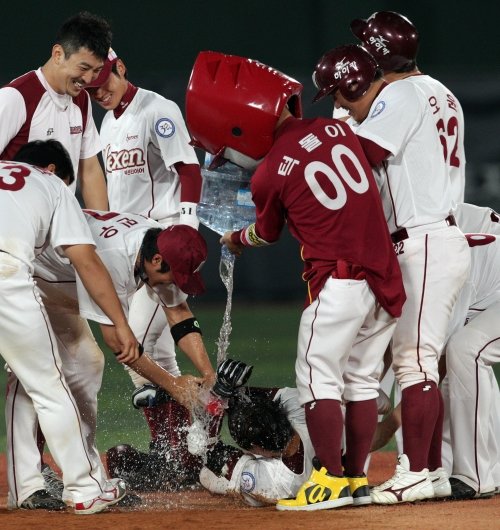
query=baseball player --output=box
[350,11,466,206]
[0,11,109,209]
[7,208,213,503]
[366,203,500,499]
[442,203,500,499]
[199,386,317,507]
[85,49,203,469]
[186,51,406,511]
[348,9,468,486]
[0,139,142,514]
[313,44,470,504]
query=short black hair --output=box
[13,140,75,184]
[56,11,112,61]
[142,228,169,273]
[227,395,294,452]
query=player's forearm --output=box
[78,157,109,210]
[178,333,215,383]
[127,354,201,406]
[165,303,215,382]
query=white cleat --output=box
[371,454,435,504]
[429,467,452,498]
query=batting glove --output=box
[132,384,169,409]
[212,359,253,398]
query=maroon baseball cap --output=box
[86,48,118,88]
[156,225,208,295]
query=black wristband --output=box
[170,317,202,344]
[113,344,144,357]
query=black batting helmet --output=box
[350,11,419,72]
[312,44,380,103]
[227,395,293,452]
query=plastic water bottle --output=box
[197,154,256,236]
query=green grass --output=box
[0,301,300,453]
[1,300,498,455]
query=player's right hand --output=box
[220,232,243,256]
[113,323,141,363]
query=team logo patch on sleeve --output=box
[241,472,256,493]
[371,101,386,118]
[155,118,176,138]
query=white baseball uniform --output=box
[356,79,470,389]
[408,75,465,206]
[98,87,199,386]
[200,388,316,506]
[441,203,500,494]
[6,210,188,504]
[0,161,109,506]
[0,69,102,193]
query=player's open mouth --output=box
[74,80,84,90]
[97,94,112,105]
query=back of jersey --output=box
[0,161,64,267]
[410,75,465,205]
[253,116,405,316]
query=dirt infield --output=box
[1,452,498,529]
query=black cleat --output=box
[116,492,143,507]
[20,489,66,510]
[449,477,494,500]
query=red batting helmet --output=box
[186,51,303,170]
[312,44,379,103]
[350,11,419,72]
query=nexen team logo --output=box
[105,145,146,175]
[241,472,256,493]
[371,101,386,118]
[155,118,175,138]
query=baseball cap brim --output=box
[171,270,205,296]
[86,48,118,88]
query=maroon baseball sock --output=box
[343,398,378,476]
[305,399,344,476]
[427,387,444,471]
[401,381,439,471]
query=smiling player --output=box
[0,11,110,209]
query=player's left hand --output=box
[212,358,253,398]
[220,232,244,256]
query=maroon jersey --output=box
[239,116,405,316]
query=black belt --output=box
[391,215,457,244]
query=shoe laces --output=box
[375,465,404,490]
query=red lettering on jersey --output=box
[0,164,30,191]
[105,145,146,173]
[447,94,457,111]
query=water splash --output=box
[188,245,235,463]
[216,245,235,364]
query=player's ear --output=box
[116,59,127,78]
[152,253,163,266]
[52,44,64,65]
